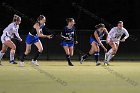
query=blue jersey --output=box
[92,30,105,40]
[61,26,77,47]
[61,26,77,42]
[29,22,45,36]
[25,23,45,44]
[90,30,105,44]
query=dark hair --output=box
[118,21,123,24]
[13,14,21,22]
[66,18,74,24]
[37,15,45,22]
[95,23,105,29]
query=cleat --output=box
[19,62,24,67]
[104,61,110,66]
[96,62,101,66]
[68,62,74,66]
[10,60,17,64]
[32,59,39,66]
[80,56,85,64]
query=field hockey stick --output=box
[101,40,125,42]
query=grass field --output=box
[0,61,140,93]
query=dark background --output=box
[0,0,140,61]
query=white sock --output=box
[105,49,113,61]
[107,49,113,55]
[106,49,114,62]
[10,53,15,61]
[107,53,114,62]
[0,51,5,61]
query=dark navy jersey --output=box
[30,22,45,35]
[61,26,77,42]
[91,29,105,40]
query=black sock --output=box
[83,53,91,59]
[33,51,41,61]
[94,52,99,63]
[66,55,71,63]
[20,53,27,62]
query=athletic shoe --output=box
[19,62,24,67]
[104,61,110,66]
[10,60,17,64]
[96,62,101,66]
[68,62,74,66]
[104,53,109,62]
[80,56,85,64]
[32,59,39,66]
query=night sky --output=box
[0,0,140,32]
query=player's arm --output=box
[10,23,22,42]
[14,28,22,42]
[61,29,69,40]
[34,23,52,39]
[121,29,129,42]
[108,28,115,42]
[61,32,67,39]
[104,28,109,43]
[94,31,107,52]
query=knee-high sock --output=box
[10,52,15,61]
[106,49,113,55]
[94,52,99,63]
[0,51,5,61]
[20,53,27,62]
[82,53,91,60]
[106,49,114,62]
[107,54,114,62]
[33,51,41,61]
[66,55,71,63]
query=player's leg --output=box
[69,46,74,56]
[69,46,74,66]
[4,40,17,64]
[80,37,97,64]
[104,42,118,65]
[0,44,8,65]
[80,41,97,64]
[80,45,94,64]
[32,40,43,66]
[104,42,116,65]
[19,43,32,66]
[92,42,100,66]
[63,46,73,66]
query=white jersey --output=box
[1,22,20,43]
[108,27,129,42]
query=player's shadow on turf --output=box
[77,65,93,66]
[101,65,115,66]
[46,65,71,66]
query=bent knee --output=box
[12,46,16,50]
[70,53,73,56]
[38,48,43,53]
[1,50,6,53]
[112,48,117,54]
[25,49,31,55]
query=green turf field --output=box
[0,61,140,93]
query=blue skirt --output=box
[61,41,74,47]
[25,34,39,44]
[90,37,99,45]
